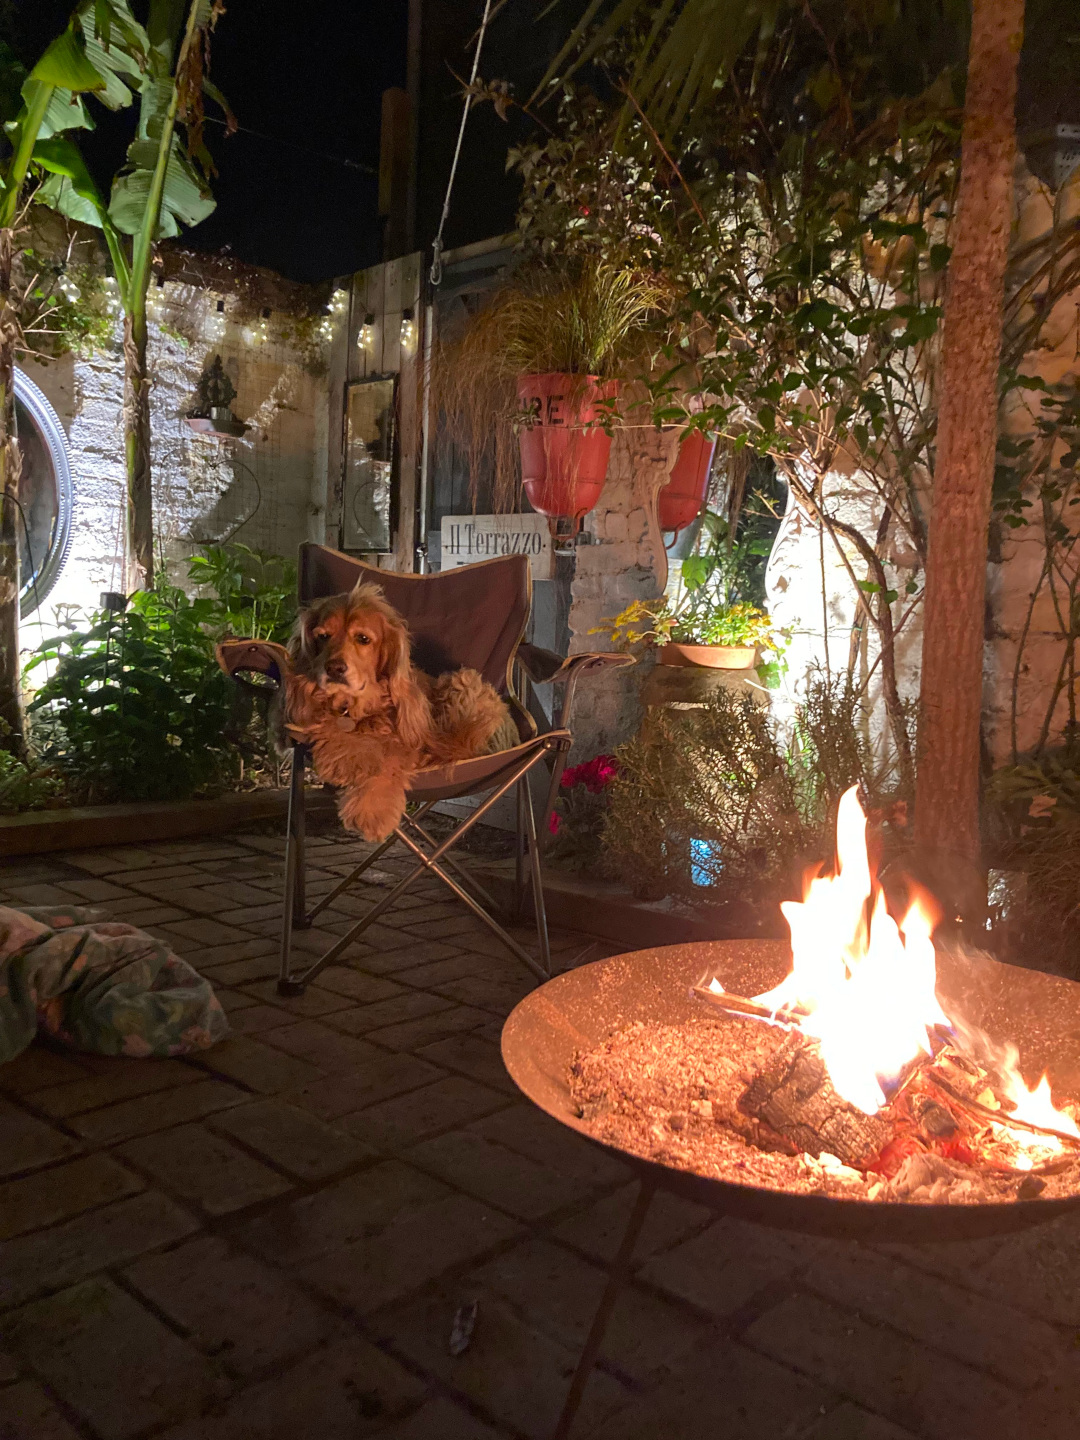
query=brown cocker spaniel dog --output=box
[285,582,514,841]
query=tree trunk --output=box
[123,309,154,590]
[0,229,24,756]
[914,0,1024,866]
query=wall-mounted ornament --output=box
[184,355,249,439]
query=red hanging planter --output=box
[657,429,716,536]
[517,373,618,532]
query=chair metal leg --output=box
[520,781,552,977]
[278,744,308,996]
[280,746,554,991]
[540,738,571,855]
[552,1177,657,1440]
[514,779,527,921]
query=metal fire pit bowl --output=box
[502,938,1080,1245]
[504,941,1080,1437]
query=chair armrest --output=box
[216,639,292,692]
[517,642,635,685]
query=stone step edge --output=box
[469,859,759,952]
[0,788,337,857]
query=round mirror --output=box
[14,369,74,618]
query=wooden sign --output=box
[440,513,554,580]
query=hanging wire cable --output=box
[429,0,495,288]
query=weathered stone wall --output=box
[23,248,334,636]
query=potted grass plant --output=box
[432,262,664,529]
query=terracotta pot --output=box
[657,430,716,535]
[658,642,757,669]
[517,373,618,527]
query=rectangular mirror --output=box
[342,376,396,552]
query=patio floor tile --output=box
[119,1123,293,1215]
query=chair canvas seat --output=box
[408,731,572,803]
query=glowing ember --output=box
[708,786,1079,1156]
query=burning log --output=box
[736,1031,892,1169]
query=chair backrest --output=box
[297,542,531,696]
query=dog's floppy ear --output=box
[379,615,430,751]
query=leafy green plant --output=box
[186,543,296,643]
[23,544,296,806]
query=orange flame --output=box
[735,788,1078,1151]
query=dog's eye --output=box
[353,633,372,646]
[311,629,330,643]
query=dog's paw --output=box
[338,781,406,842]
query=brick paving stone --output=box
[802,1244,1066,1389]
[259,1019,384,1073]
[415,1033,517,1094]
[406,1130,589,1221]
[126,1233,343,1379]
[1,1277,219,1440]
[393,954,492,987]
[637,1215,801,1318]
[472,1237,706,1384]
[237,1160,450,1269]
[200,954,281,986]
[198,881,283,907]
[228,902,284,925]
[363,1005,492,1052]
[310,966,407,1001]
[376,943,469,976]
[0,1347,17,1381]
[745,1292,1038,1440]
[179,938,278,970]
[430,975,535,1014]
[119,1123,293,1215]
[215,989,257,1012]
[804,1403,920,1440]
[0,1153,143,1239]
[220,1001,296,1034]
[159,916,255,945]
[59,849,124,875]
[588,1336,830,1440]
[550,1184,712,1267]
[341,1077,512,1151]
[288,1052,443,1118]
[96,901,189,925]
[194,1035,326,1094]
[324,991,455,1034]
[238,978,356,1015]
[31,1057,201,1119]
[60,878,134,902]
[0,1099,78,1178]
[373,1397,503,1439]
[0,1379,84,1439]
[376,1289,629,1440]
[0,1045,88,1096]
[468,1105,631,1188]
[157,1334,426,1440]
[69,1078,248,1145]
[0,1190,198,1311]
[2,882,84,905]
[299,1192,523,1315]
[210,1099,375,1181]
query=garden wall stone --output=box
[27,246,334,624]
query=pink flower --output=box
[561,754,619,793]
[548,811,562,836]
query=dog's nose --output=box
[324,658,347,681]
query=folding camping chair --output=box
[218,541,632,995]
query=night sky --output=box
[8,0,409,283]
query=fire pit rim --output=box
[501,939,1080,1243]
